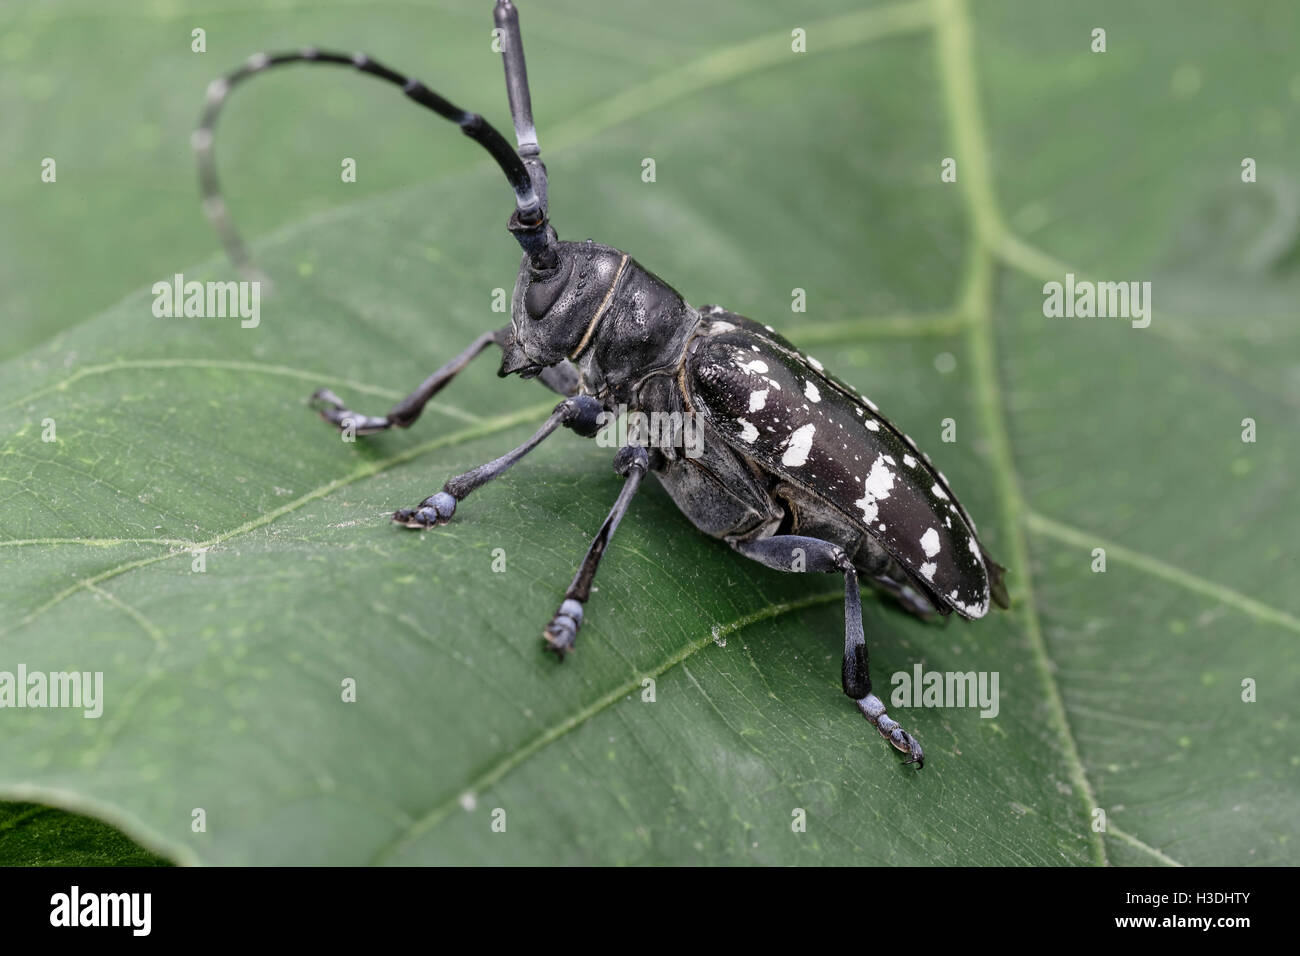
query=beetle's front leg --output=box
[543,444,651,658]
[310,327,579,435]
[733,534,924,767]
[393,394,602,528]
[311,329,502,434]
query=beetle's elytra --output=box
[194,0,1009,768]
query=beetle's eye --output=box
[525,259,570,319]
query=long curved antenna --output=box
[494,0,546,214]
[192,48,550,278]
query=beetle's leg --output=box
[312,329,499,433]
[393,394,602,528]
[311,327,578,435]
[543,445,651,659]
[732,534,925,768]
[853,540,940,621]
[869,575,940,621]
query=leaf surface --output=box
[1,0,1295,865]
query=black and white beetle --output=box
[194,0,1008,767]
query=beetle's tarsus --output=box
[311,387,392,435]
[543,599,583,659]
[542,620,576,658]
[392,492,457,528]
[856,693,924,768]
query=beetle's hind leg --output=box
[853,539,940,621]
[733,534,925,767]
[865,574,939,621]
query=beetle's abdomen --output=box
[687,324,994,619]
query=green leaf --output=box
[1,0,1296,865]
[0,803,169,867]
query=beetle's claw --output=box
[543,599,583,659]
[892,730,925,768]
[392,492,456,528]
[543,629,574,659]
[856,693,924,769]
[310,387,390,435]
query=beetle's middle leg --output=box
[542,445,652,658]
[732,534,925,768]
[393,394,602,528]
[310,326,578,434]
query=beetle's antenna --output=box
[493,1,559,272]
[193,48,552,278]
[493,0,546,212]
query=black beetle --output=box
[193,0,1009,767]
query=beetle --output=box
[193,0,1008,767]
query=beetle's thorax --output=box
[501,239,699,403]
[577,253,700,404]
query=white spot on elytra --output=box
[948,591,988,618]
[864,419,880,432]
[920,562,937,581]
[736,418,758,443]
[738,359,768,375]
[749,389,768,412]
[804,380,821,402]
[854,454,895,524]
[931,483,948,500]
[806,355,824,372]
[781,423,816,466]
[903,454,917,468]
[920,528,941,557]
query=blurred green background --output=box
[0,0,1296,866]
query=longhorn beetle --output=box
[194,0,1009,767]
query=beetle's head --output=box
[499,239,627,376]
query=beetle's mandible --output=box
[193,0,1009,768]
